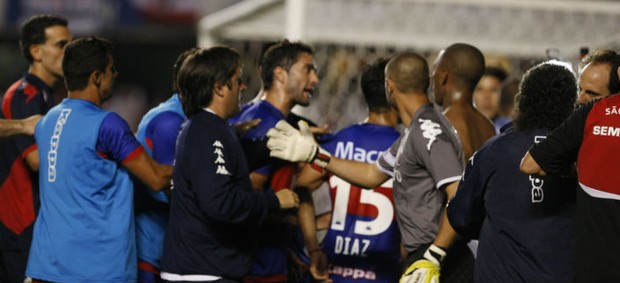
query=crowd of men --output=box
[1,13,620,283]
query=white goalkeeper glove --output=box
[400,244,447,283]
[266,120,331,168]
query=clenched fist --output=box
[276,189,300,209]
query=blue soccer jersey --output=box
[134,94,185,276]
[320,123,402,283]
[233,100,296,281]
[27,98,142,282]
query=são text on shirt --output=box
[605,106,620,115]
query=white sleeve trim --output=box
[580,182,620,201]
[161,272,222,281]
[376,151,395,177]
[436,175,461,190]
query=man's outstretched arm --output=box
[0,115,42,138]
[267,120,390,188]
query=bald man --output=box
[577,49,620,105]
[431,43,496,159]
[266,52,474,283]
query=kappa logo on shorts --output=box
[329,265,376,280]
[418,118,442,151]
[213,140,230,175]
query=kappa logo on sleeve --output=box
[469,151,477,166]
[214,148,223,156]
[215,155,225,164]
[418,118,442,151]
[213,140,230,175]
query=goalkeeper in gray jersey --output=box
[267,52,473,283]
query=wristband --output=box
[312,147,331,168]
[424,244,447,265]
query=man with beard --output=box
[233,40,320,283]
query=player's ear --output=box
[385,78,398,95]
[91,71,102,88]
[438,69,448,86]
[30,44,42,62]
[213,81,225,98]
[274,66,287,85]
[385,78,395,94]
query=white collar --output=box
[203,107,216,115]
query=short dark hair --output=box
[20,14,68,64]
[171,47,200,93]
[260,40,314,91]
[440,43,485,91]
[500,77,520,115]
[361,58,390,113]
[513,60,577,131]
[483,67,508,83]
[582,48,620,94]
[386,52,429,93]
[178,46,241,117]
[62,36,113,91]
